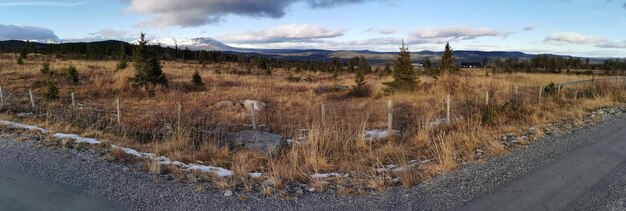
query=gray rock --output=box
[213,101,235,108]
[224,190,233,197]
[223,130,288,155]
[239,100,266,111]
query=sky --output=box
[0,0,626,57]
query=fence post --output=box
[538,85,543,103]
[29,89,35,109]
[320,104,326,126]
[574,84,578,100]
[71,92,76,109]
[0,86,3,107]
[177,103,182,131]
[446,95,451,123]
[116,98,121,132]
[515,85,519,96]
[250,103,257,130]
[485,91,489,105]
[387,100,393,131]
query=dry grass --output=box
[0,53,624,193]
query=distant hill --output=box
[0,38,610,64]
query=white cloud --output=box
[545,32,626,49]
[410,27,509,42]
[0,24,60,42]
[545,32,600,44]
[220,24,346,43]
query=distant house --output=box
[460,62,483,68]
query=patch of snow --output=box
[0,120,47,133]
[249,172,262,178]
[311,172,342,179]
[364,129,397,141]
[52,133,100,144]
[16,112,33,117]
[0,119,235,178]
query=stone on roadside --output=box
[224,190,233,197]
[223,130,288,155]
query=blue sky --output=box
[1,0,626,57]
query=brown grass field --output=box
[0,53,624,193]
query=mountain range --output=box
[1,37,611,64]
[129,37,604,64]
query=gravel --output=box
[1,108,625,210]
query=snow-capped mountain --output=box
[130,37,236,51]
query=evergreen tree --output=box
[16,55,24,65]
[40,62,52,75]
[482,56,489,68]
[116,43,128,70]
[383,41,418,94]
[441,42,456,73]
[65,64,80,85]
[349,65,370,97]
[129,33,168,87]
[44,82,59,100]
[191,70,204,85]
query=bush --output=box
[44,82,59,100]
[191,70,204,86]
[65,64,80,85]
[543,82,559,96]
[40,63,52,75]
[16,57,24,65]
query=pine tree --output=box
[129,33,168,87]
[16,56,24,65]
[40,62,52,75]
[349,65,370,97]
[441,42,456,73]
[116,42,128,71]
[191,70,204,85]
[383,41,418,94]
[44,82,59,100]
[65,64,80,85]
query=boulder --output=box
[223,130,288,155]
[214,101,235,108]
[239,100,266,111]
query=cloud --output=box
[523,25,537,31]
[220,24,345,44]
[0,1,86,7]
[362,27,397,35]
[88,28,130,39]
[306,0,377,8]
[545,32,600,44]
[408,27,510,44]
[126,0,379,27]
[0,24,60,42]
[545,32,626,49]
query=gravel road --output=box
[0,110,625,210]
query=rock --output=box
[391,177,401,184]
[528,127,536,135]
[295,188,304,195]
[223,130,288,155]
[213,101,235,108]
[224,190,233,197]
[308,187,316,192]
[239,100,266,111]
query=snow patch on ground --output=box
[364,129,397,141]
[0,119,234,177]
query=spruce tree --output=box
[383,41,418,94]
[349,65,370,97]
[65,64,80,85]
[441,42,456,73]
[116,42,128,70]
[191,70,204,85]
[129,33,168,87]
[44,82,59,100]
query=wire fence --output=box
[1,76,624,146]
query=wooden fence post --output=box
[177,103,182,131]
[71,92,76,109]
[538,85,543,103]
[0,86,3,107]
[116,98,121,132]
[485,91,489,105]
[387,100,393,131]
[29,89,35,109]
[320,104,326,126]
[515,86,519,96]
[446,95,451,123]
[574,84,578,100]
[250,103,257,130]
